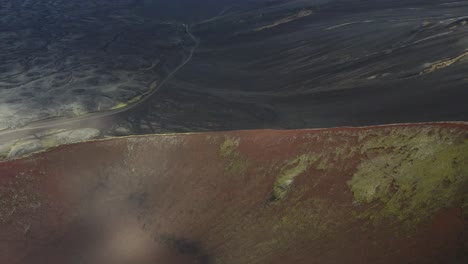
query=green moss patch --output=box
[273,154,318,201]
[348,128,468,228]
[218,137,247,175]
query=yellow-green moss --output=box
[334,144,350,158]
[110,95,144,110]
[40,138,58,149]
[109,79,160,111]
[315,143,357,171]
[111,102,128,110]
[219,137,239,159]
[348,128,468,229]
[128,95,143,104]
[218,137,247,175]
[273,154,317,200]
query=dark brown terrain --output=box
[0,122,467,263]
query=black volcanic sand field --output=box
[117,0,468,133]
[0,0,196,130]
[0,0,468,145]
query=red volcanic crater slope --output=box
[0,122,467,264]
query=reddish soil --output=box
[0,122,467,264]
